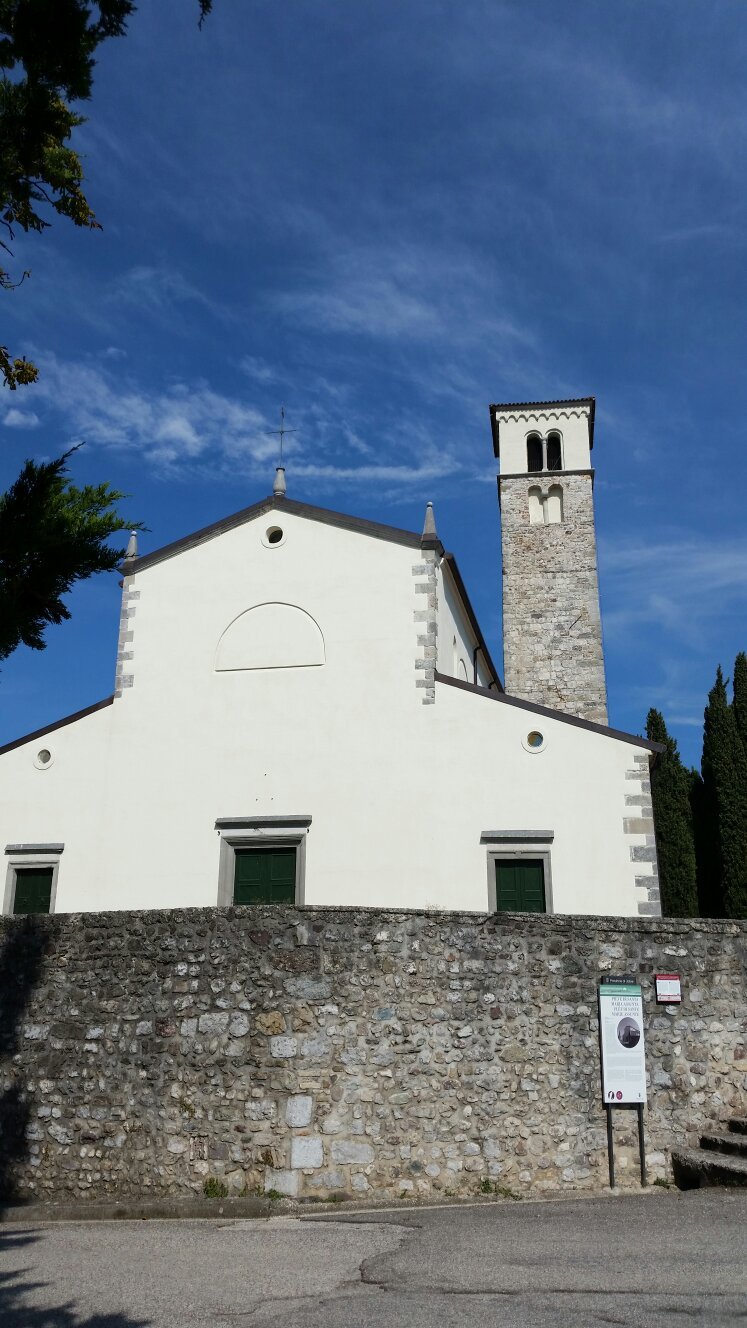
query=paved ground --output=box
[1,1189,745,1327]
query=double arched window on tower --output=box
[528,484,564,525]
[527,431,562,473]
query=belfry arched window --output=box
[527,434,543,472]
[546,432,562,470]
[526,430,563,472]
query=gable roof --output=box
[0,696,114,757]
[124,493,503,691]
[125,495,435,574]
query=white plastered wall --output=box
[0,505,651,917]
[436,561,493,688]
[496,406,592,475]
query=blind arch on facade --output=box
[215,603,325,671]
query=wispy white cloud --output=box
[271,241,535,353]
[601,533,747,737]
[112,265,233,324]
[4,408,40,429]
[24,351,466,490]
[239,355,280,384]
[654,222,739,246]
[30,352,273,469]
[291,458,457,484]
[602,537,747,625]
[527,17,747,172]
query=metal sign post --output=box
[598,978,647,1188]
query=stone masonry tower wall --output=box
[491,398,608,724]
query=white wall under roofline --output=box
[496,405,593,476]
[0,503,655,920]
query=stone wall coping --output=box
[0,902,744,938]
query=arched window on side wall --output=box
[527,434,543,472]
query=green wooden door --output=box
[494,859,546,913]
[13,867,54,914]
[233,848,296,905]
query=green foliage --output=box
[478,1178,520,1199]
[732,651,747,752]
[700,666,747,919]
[645,709,698,916]
[265,1188,283,1201]
[0,0,213,385]
[689,769,721,919]
[0,448,141,662]
[203,1177,228,1198]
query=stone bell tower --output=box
[490,397,608,724]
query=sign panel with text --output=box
[599,981,647,1105]
[655,973,682,1004]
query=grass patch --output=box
[203,1178,229,1199]
[479,1179,521,1200]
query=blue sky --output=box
[2,0,747,765]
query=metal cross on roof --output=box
[269,406,297,467]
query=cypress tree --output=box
[646,709,698,916]
[732,651,747,752]
[700,667,747,919]
[689,770,720,918]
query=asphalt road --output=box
[1,1190,746,1327]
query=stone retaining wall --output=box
[0,907,745,1202]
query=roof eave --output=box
[0,696,115,757]
[434,672,662,752]
[489,396,596,457]
[121,495,428,576]
[441,553,503,691]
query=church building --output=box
[0,397,661,919]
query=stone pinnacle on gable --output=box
[421,501,437,543]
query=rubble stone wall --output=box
[1,906,745,1202]
[500,472,608,724]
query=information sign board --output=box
[599,981,647,1105]
[655,973,682,1004]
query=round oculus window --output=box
[34,747,54,770]
[522,730,546,753]
[264,526,285,546]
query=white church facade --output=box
[0,398,661,919]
